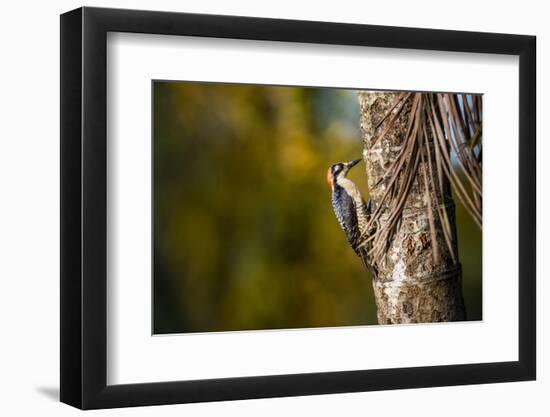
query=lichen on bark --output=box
[358,91,466,324]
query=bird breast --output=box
[336,177,369,235]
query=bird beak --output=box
[347,159,361,169]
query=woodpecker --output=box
[327,159,374,273]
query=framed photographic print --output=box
[60,6,536,409]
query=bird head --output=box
[326,159,362,189]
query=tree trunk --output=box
[358,92,466,324]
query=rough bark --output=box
[358,91,466,324]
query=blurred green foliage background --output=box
[153,81,482,334]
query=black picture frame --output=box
[60,6,536,410]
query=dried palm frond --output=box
[359,92,482,267]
